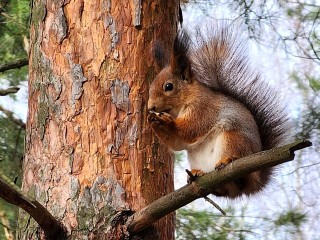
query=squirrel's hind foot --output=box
[215,156,239,170]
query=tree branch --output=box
[0,58,29,73]
[125,140,312,234]
[0,140,312,238]
[0,87,20,96]
[0,172,66,240]
[0,104,26,129]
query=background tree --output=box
[0,0,29,238]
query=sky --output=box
[176,2,319,239]
[0,79,28,122]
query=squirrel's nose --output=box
[147,98,156,112]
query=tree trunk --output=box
[18,0,179,239]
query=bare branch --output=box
[0,87,26,129]
[0,58,28,73]
[203,196,226,216]
[0,104,26,129]
[0,172,66,240]
[0,87,20,96]
[125,140,312,234]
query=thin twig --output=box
[0,104,26,129]
[203,196,226,216]
[185,169,226,215]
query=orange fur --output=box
[147,25,288,198]
[190,169,204,176]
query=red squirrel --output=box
[147,24,289,198]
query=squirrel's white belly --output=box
[187,133,224,173]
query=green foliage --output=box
[0,116,24,176]
[0,1,29,239]
[308,76,320,91]
[274,210,307,228]
[0,198,19,239]
[0,0,29,85]
[0,115,25,239]
[175,152,186,164]
[176,207,253,240]
[291,72,320,145]
[272,209,307,238]
[176,206,309,239]
[0,0,29,60]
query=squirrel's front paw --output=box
[158,112,174,124]
[147,111,159,124]
[148,111,173,125]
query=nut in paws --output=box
[148,111,173,124]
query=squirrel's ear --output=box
[152,41,168,69]
[171,30,192,81]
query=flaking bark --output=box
[19,0,179,239]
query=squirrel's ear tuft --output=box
[153,41,168,69]
[171,30,192,80]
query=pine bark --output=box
[18,0,179,239]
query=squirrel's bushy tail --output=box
[189,22,289,150]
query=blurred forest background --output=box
[0,0,319,239]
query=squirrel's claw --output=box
[215,163,227,170]
[186,169,205,184]
[215,157,236,170]
[147,111,158,123]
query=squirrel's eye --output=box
[164,83,174,92]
